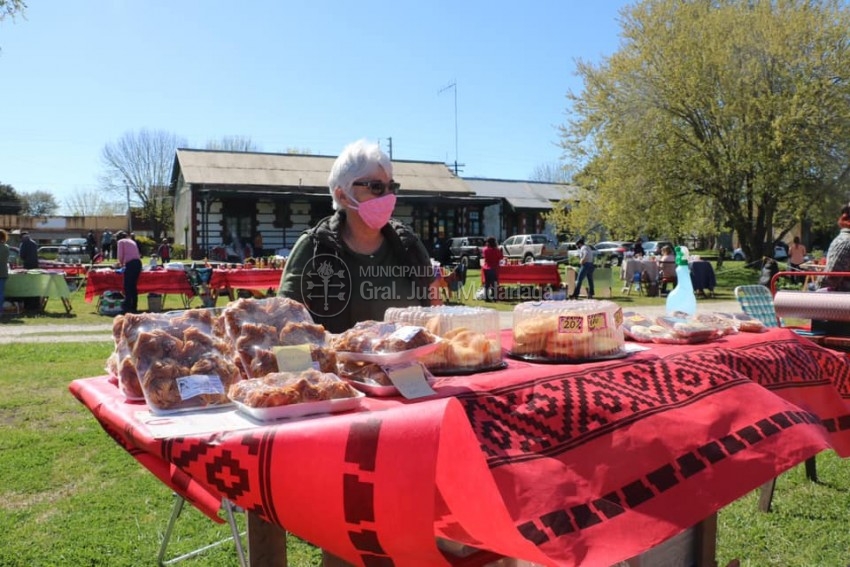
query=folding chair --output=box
[157,494,247,567]
[733,285,779,327]
[734,285,818,512]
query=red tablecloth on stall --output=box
[85,269,194,303]
[209,268,282,292]
[484,263,561,286]
[70,329,850,566]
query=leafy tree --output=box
[0,0,25,21]
[205,136,260,152]
[0,182,22,215]
[19,191,58,217]
[100,129,187,239]
[558,0,850,259]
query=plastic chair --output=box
[158,495,247,567]
[733,284,817,511]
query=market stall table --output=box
[209,268,283,301]
[85,268,195,308]
[70,328,850,566]
[6,270,73,313]
[690,260,717,298]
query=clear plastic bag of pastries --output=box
[510,300,626,362]
[121,309,241,414]
[383,306,503,374]
[220,296,337,379]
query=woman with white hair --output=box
[279,139,439,332]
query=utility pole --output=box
[438,81,464,175]
[387,137,393,160]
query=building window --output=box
[469,210,481,236]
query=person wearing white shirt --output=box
[571,238,596,299]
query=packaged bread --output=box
[111,310,223,401]
[220,297,336,378]
[384,306,503,373]
[331,320,438,355]
[511,300,625,361]
[228,369,358,408]
[654,315,722,343]
[116,310,240,414]
[714,312,768,333]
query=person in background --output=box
[570,237,596,299]
[253,232,264,258]
[657,245,677,294]
[0,229,9,316]
[115,230,142,314]
[633,238,644,258]
[100,230,113,260]
[19,231,38,269]
[481,236,503,302]
[157,238,171,263]
[86,229,97,260]
[279,139,438,332]
[788,236,807,284]
[820,204,850,292]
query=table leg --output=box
[693,513,718,567]
[62,298,73,314]
[247,512,288,566]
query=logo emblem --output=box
[300,254,351,318]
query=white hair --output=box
[328,139,392,210]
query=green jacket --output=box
[279,211,434,333]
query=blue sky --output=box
[0,1,629,213]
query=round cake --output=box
[384,306,502,372]
[511,300,625,360]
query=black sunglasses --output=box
[351,180,401,196]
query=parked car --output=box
[8,246,75,270]
[641,240,674,257]
[593,241,634,266]
[38,245,68,260]
[447,236,486,267]
[732,245,788,261]
[60,237,90,263]
[500,234,568,263]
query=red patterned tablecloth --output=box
[209,268,283,292]
[70,329,850,566]
[484,263,562,286]
[84,269,194,303]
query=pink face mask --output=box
[348,193,396,230]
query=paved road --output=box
[0,299,744,344]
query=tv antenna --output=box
[438,80,463,175]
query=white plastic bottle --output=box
[665,246,697,316]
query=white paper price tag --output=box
[386,362,435,399]
[175,374,225,401]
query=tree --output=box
[100,129,187,238]
[0,0,25,22]
[205,136,260,152]
[0,182,22,215]
[530,162,571,183]
[19,191,58,217]
[64,190,124,217]
[559,0,850,259]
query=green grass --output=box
[0,343,321,566]
[6,257,841,565]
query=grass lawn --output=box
[5,258,849,565]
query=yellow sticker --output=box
[614,308,624,327]
[558,315,584,334]
[588,312,608,331]
[272,344,314,373]
[387,362,435,399]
